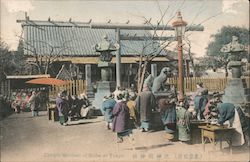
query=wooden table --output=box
[190,120,209,144]
[199,125,235,154]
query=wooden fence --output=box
[168,77,250,93]
[48,77,250,97]
[49,80,86,98]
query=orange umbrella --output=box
[26,78,67,85]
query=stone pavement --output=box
[0,111,249,162]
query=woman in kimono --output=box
[112,93,131,143]
[176,100,192,143]
[102,94,116,130]
[56,93,69,126]
[126,94,139,128]
[192,82,205,120]
[198,89,209,120]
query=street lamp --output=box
[172,11,187,101]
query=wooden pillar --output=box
[177,36,184,101]
[115,28,121,88]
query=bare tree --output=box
[183,35,196,76]
[129,12,175,93]
[18,36,73,75]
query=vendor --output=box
[217,102,249,146]
[203,92,221,120]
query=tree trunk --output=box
[187,46,196,77]
[225,65,228,77]
[138,62,148,94]
[137,56,143,92]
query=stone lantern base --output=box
[92,81,116,109]
[222,78,250,114]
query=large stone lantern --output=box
[92,35,117,109]
[221,36,250,114]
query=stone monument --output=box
[150,67,177,130]
[221,36,250,114]
[152,67,176,98]
[92,35,117,109]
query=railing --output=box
[168,77,250,93]
[49,80,86,98]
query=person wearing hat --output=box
[101,94,116,130]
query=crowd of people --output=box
[100,81,249,146]
[1,78,248,147]
[55,91,91,126]
[8,89,48,116]
[101,88,136,143]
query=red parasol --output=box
[26,78,67,85]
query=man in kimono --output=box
[176,100,192,143]
[135,90,156,132]
[158,97,177,139]
[101,94,116,130]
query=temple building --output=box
[17,17,191,88]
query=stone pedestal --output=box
[222,78,250,104]
[92,81,116,109]
[85,64,94,99]
[92,62,115,109]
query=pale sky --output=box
[0,0,249,57]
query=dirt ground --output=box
[0,111,249,162]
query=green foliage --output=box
[0,39,27,77]
[206,26,249,69]
[0,40,11,78]
[14,40,27,69]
